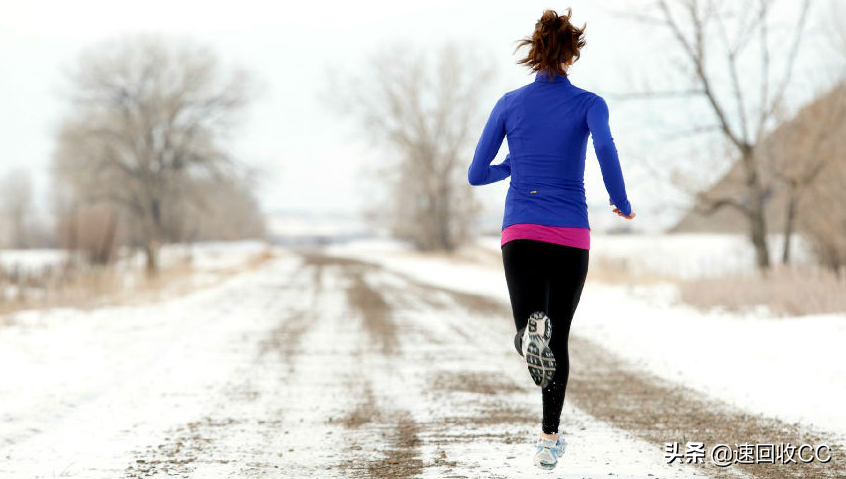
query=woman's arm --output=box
[468,96,510,185]
[586,95,632,216]
[487,153,511,182]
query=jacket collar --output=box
[534,70,571,84]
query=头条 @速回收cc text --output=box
[664,441,832,467]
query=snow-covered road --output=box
[1,244,843,478]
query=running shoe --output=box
[533,434,566,470]
[522,311,556,388]
[514,326,526,357]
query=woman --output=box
[467,8,635,471]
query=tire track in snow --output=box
[353,252,846,479]
[313,251,669,478]
[299,252,426,479]
[258,257,323,368]
[322,252,589,478]
[345,256,665,479]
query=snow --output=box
[2,244,697,478]
[0,252,304,478]
[2,234,843,478]
[327,236,846,445]
[576,286,846,436]
[156,240,270,270]
[0,240,270,275]
[312,259,708,479]
[0,249,65,272]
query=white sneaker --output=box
[533,434,566,470]
[523,311,556,388]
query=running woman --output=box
[467,8,635,471]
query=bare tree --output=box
[762,81,846,264]
[332,41,493,252]
[53,36,252,272]
[160,174,266,243]
[620,0,811,270]
[54,202,122,265]
[1,169,34,249]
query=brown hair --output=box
[515,8,586,81]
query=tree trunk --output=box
[741,150,771,270]
[142,216,162,275]
[437,183,453,252]
[65,202,79,272]
[782,184,798,265]
[142,197,164,275]
[750,213,771,270]
[96,208,118,265]
[144,239,159,275]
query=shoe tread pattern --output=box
[525,311,556,388]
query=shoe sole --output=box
[533,452,558,470]
[532,436,566,470]
[525,311,555,388]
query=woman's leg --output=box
[540,245,589,434]
[501,239,549,338]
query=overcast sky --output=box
[1,0,840,230]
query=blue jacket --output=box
[468,70,632,230]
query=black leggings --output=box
[501,238,589,434]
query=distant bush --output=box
[679,266,846,316]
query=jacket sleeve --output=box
[468,95,510,185]
[586,96,632,216]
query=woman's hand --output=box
[609,200,635,219]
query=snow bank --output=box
[0,249,65,273]
[0,240,270,275]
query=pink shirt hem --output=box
[501,223,590,250]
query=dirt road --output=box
[1,248,842,478]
